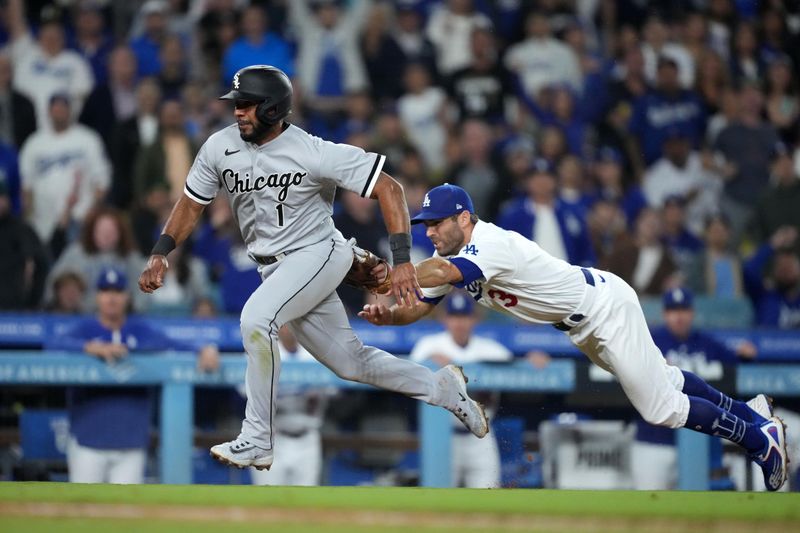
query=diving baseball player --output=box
[360,183,790,491]
[138,66,488,472]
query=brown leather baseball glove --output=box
[343,245,392,294]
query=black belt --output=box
[249,251,289,265]
[552,268,596,332]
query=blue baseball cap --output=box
[411,183,474,224]
[663,287,693,310]
[446,292,474,315]
[96,266,128,291]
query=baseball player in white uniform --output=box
[410,291,511,488]
[360,183,790,491]
[138,66,487,472]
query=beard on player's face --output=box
[434,220,465,257]
[238,117,270,142]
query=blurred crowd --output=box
[0,0,799,329]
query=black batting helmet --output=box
[220,65,292,125]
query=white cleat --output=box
[747,394,774,421]
[437,364,489,438]
[210,438,273,471]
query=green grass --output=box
[1,483,799,521]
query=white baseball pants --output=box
[567,270,690,429]
[67,437,146,484]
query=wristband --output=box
[389,233,412,265]
[151,234,176,257]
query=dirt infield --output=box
[0,501,796,533]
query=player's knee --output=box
[640,406,684,429]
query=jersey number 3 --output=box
[488,289,518,308]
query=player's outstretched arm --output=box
[370,173,421,306]
[358,301,435,326]
[415,257,464,288]
[139,195,206,293]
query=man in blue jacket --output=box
[46,266,219,483]
[632,287,764,490]
[497,159,595,267]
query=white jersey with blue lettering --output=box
[422,219,694,438]
[421,220,587,323]
[184,123,385,257]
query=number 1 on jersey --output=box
[276,203,285,226]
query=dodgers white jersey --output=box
[421,221,587,323]
[184,123,386,257]
[409,332,512,365]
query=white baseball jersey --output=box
[410,332,512,365]
[184,123,386,257]
[421,221,587,323]
[19,124,110,242]
[10,32,94,129]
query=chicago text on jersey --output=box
[221,168,306,200]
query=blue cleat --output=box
[749,417,789,491]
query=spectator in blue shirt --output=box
[744,227,800,329]
[588,146,647,229]
[222,5,294,86]
[70,3,114,86]
[46,267,219,483]
[129,1,169,77]
[629,56,706,165]
[661,195,704,279]
[497,158,595,267]
[632,287,759,490]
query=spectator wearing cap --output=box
[5,0,94,129]
[713,83,780,246]
[632,287,757,490]
[0,52,36,149]
[19,94,110,247]
[504,12,582,98]
[45,266,219,484]
[221,5,294,87]
[629,55,706,165]
[0,178,47,310]
[752,142,800,246]
[744,226,800,329]
[409,290,512,488]
[642,130,722,237]
[497,159,595,267]
[589,146,647,230]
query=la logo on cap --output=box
[456,203,462,209]
[422,194,431,207]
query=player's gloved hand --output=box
[139,255,169,293]
[343,245,393,294]
[358,304,393,326]
[392,262,421,308]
